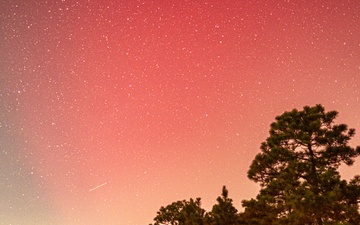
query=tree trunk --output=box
[308,144,323,225]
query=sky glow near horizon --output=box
[1,0,360,224]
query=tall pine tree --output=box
[242,104,360,224]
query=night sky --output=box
[1,0,360,224]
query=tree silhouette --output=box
[241,104,360,224]
[151,198,205,225]
[151,105,360,225]
[206,186,239,225]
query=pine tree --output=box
[242,104,360,224]
[206,186,239,225]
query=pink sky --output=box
[1,1,360,224]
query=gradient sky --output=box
[1,0,360,224]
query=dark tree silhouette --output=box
[151,105,360,225]
[241,104,360,224]
[205,186,239,225]
[150,198,205,225]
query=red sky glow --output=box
[1,1,360,224]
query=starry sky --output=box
[1,0,360,224]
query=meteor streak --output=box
[89,182,107,192]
